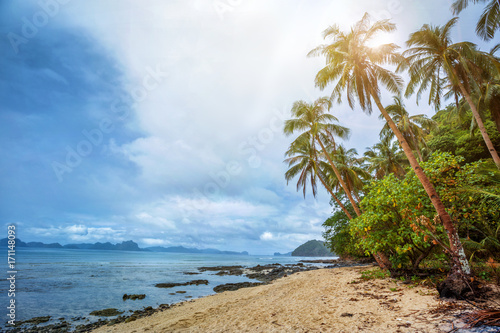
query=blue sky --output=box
[0,0,490,254]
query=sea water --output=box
[0,247,334,329]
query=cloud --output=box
[1,0,485,254]
[26,224,126,243]
[260,232,273,241]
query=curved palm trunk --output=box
[370,88,471,276]
[315,137,363,217]
[454,76,500,169]
[316,172,353,220]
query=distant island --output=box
[274,251,292,256]
[0,238,248,255]
[291,240,335,257]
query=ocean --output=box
[0,247,335,329]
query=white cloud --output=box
[27,224,127,243]
[260,232,273,240]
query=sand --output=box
[92,265,477,332]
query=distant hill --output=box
[0,238,248,255]
[64,240,141,251]
[274,252,292,256]
[291,240,335,257]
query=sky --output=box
[0,0,491,254]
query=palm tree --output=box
[451,0,500,41]
[309,13,471,280]
[283,97,362,216]
[284,136,353,219]
[364,136,407,179]
[379,96,437,161]
[401,17,500,169]
[326,144,370,203]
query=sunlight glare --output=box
[366,33,394,48]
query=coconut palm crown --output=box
[308,13,403,113]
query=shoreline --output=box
[8,262,499,332]
[89,265,495,333]
[6,260,355,332]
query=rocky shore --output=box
[4,260,357,332]
[6,260,500,333]
[91,265,500,333]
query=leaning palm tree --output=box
[283,97,362,216]
[379,96,437,161]
[451,0,500,41]
[364,136,407,179]
[284,135,353,219]
[309,13,472,286]
[400,17,500,169]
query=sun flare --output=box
[366,33,394,48]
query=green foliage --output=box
[360,268,390,280]
[427,108,500,164]
[322,202,366,258]
[344,152,500,272]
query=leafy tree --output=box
[348,152,500,277]
[427,107,500,163]
[322,201,366,258]
[349,173,440,272]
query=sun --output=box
[366,33,394,48]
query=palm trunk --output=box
[316,138,362,217]
[370,89,471,276]
[317,172,353,220]
[455,78,500,169]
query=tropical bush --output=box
[327,152,500,272]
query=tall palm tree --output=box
[364,136,407,179]
[451,0,500,41]
[379,96,437,161]
[283,97,362,216]
[309,13,471,278]
[284,136,353,219]
[401,17,500,169]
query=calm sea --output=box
[0,247,334,329]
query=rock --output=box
[176,290,187,293]
[198,265,244,275]
[16,316,51,325]
[155,279,208,288]
[122,293,146,300]
[90,308,124,317]
[213,282,263,293]
[437,272,479,299]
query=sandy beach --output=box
[92,265,482,332]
